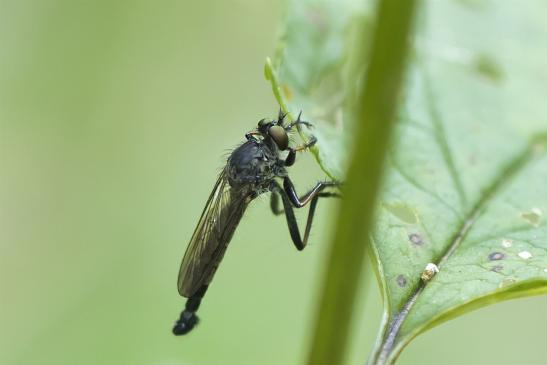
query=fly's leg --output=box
[270,191,284,215]
[284,111,313,131]
[283,177,338,207]
[276,109,312,130]
[270,185,338,216]
[272,178,339,251]
[173,285,208,335]
[284,135,317,167]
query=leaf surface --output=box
[268,0,547,363]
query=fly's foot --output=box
[294,135,317,152]
[173,310,199,335]
[295,111,313,128]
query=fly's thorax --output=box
[227,140,285,189]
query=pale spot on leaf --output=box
[521,207,542,226]
[518,251,532,260]
[473,54,504,83]
[499,278,517,288]
[501,239,513,248]
[384,202,418,224]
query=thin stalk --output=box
[305,1,419,365]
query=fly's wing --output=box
[177,168,249,297]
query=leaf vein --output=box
[374,134,547,364]
[422,64,468,211]
[388,150,463,220]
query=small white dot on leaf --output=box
[543,268,547,273]
[531,207,543,216]
[501,239,513,248]
[421,263,439,282]
[518,251,532,260]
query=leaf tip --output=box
[264,57,274,82]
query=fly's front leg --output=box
[272,178,339,251]
[284,111,313,131]
[245,131,261,141]
[284,135,317,167]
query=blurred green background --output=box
[1,1,545,364]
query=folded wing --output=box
[177,169,250,297]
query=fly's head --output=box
[256,118,289,151]
[252,110,313,152]
[230,110,312,188]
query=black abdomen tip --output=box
[173,311,199,336]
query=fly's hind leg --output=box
[270,182,338,216]
[270,190,284,216]
[173,285,208,335]
[271,177,339,251]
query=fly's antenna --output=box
[295,110,302,123]
[173,285,208,335]
[277,108,287,125]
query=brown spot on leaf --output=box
[491,265,503,273]
[408,233,423,246]
[396,274,407,287]
[488,252,505,261]
[282,84,293,101]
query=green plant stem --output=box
[305,1,418,365]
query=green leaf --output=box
[265,0,372,180]
[369,1,547,363]
[269,0,547,364]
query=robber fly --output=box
[173,110,338,335]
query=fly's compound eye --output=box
[257,119,270,134]
[268,125,289,150]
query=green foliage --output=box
[268,0,547,364]
[265,0,372,180]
